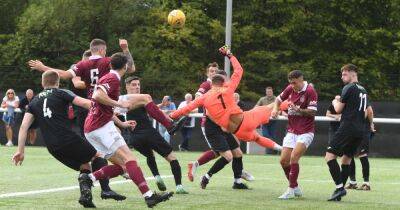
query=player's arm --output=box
[112,114,136,130]
[72,96,92,110]
[292,107,317,117]
[272,87,290,118]
[92,88,125,108]
[12,113,35,165]
[219,46,244,92]
[170,96,204,119]
[28,60,73,80]
[72,77,86,89]
[295,88,318,117]
[119,39,136,73]
[367,106,375,132]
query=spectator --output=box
[158,95,176,143]
[326,95,341,143]
[19,89,37,145]
[234,92,250,111]
[177,93,197,151]
[255,86,277,140]
[1,89,19,146]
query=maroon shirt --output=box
[277,82,318,134]
[196,79,211,127]
[84,71,121,133]
[68,55,112,98]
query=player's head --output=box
[211,69,228,86]
[184,93,192,102]
[234,92,240,103]
[110,52,128,73]
[125,76,140,94]
[340,64,358,84]
[288,70,304,92]
[206,62,219,79]
[26,89,34,100]
[82,49,91,61]
[266,86,273,96]
[90,39,107,57]
[41,70,60,88]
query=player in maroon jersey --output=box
[272,70,318,199]
[28,39,185,135]
[82,53,173,208]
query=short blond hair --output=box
[42,70,60,87]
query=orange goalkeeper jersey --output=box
[170,56,244,130]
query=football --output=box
[168,9,186,28]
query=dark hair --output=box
[125,76,140,84]
[341,64,358,73]
[82,49,91,58]
[211,74,225,85]
[90,38,106,52]
[216,69,227,76]
[206,62,219,71]
[288,70,303,80]
[266,86,273,90]
[110,53,128,70]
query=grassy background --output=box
[0,147,399,209]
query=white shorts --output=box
[282,132,314,149]
[85,121,126,159]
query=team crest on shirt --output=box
[309,100,317,106]
[300,95,305,103]
[103,83,110,90]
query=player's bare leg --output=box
[125,94,186,135]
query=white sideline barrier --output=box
[0,108,22,113]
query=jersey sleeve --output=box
[96,77,114,95]
[59,89,77,103]
[227,56,244,92]
[197,81,210,95]
[170,96,204,119]
[306,87,318,111]
[340,84,352,104]
[277,85,292,102]
[69,61,85,78]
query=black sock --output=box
[170,160,182,186]
[360,156,370,182]
[327,159,343,188]
[147,155,160,177]
[80,169,91,175]
[207,157,230,177]
[92,157,111,191]
[232,157,243,179]
[349,158,356,182]
[341,164,350,187]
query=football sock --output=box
[349,158,356,182]
[232,157,243,179]
[327,159,343,189]
[282,165,290,180]
[93,164,123,181]
[341,164,350,187]
[289,163,299,188]
[197,150,217,166]
[146,155,160,177]
[144,102,173,128]
[207,157,230,177]
[360,156,370,182]
[170,160,182,186]
[126,160,150,195]
[92,157,111,191]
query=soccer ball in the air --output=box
[168,10,186,28]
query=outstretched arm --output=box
[119,39,136,73]
[170,96,204,119]
[28,60,74,80]
[218,46,244,92]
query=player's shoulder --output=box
[100,56,111,63]
[305,84,317,94]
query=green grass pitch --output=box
[0,147,399,209]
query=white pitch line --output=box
[0,175,173,199]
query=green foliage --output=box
[0,0,398,100]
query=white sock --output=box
[349,180,357,185]
[336,184,343,189]
[234,178,242,184]
[205,174,210,179]
[194,161,199,167]
[274,144,282,151]
[88,173,97,182]
[176,184,183,189]
[363,181,370,186]
[143,190,153,198]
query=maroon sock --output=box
[93,164,123,180]
[145,102,173,128]
[126,160,150,195]
[289,163,299,188]
[197,150,217,166]
[282,165,290,180]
